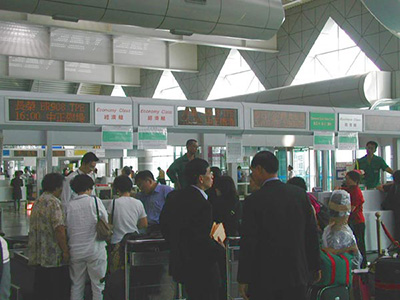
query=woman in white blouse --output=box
[67,174,108,300]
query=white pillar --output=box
[46,131,53,174]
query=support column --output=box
[394,138,400,171]
[137,150,154,172]
[0,130,3,174]
[315,150,320,190]
[46,131,53,174]
[288,147,294,178]
[198,134,206,161]
[331,150,336,190]
[322,151,329,191]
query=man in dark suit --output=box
[238,151,321,300]
[160,158,225,300]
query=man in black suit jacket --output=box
[238,151,321,300]
[160,158,225,300]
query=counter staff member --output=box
[356,141,393,189]
[61,152,99,209]
[167,139,198,190]
[238,151,321,300]
[160,158,225,300]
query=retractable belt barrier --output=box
[124,238,185,300]
[375,212,400,256]
[226,237,242,300]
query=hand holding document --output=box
[210,222,226,244]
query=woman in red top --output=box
[342,170,367,268]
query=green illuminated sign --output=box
[310,113,336,131]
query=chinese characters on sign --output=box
[95,103,132,125]
[139,105,174,126]
[253,110,307,129]
[226,135,243,163]
[309,113,336,131]
[177,107,238,127]
[338,114,362,132]
[9,99,90,123]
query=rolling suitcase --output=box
[375,257,400,300]
[307,285,349,300]
[352,272,371,300]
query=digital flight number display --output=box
[8,99,91,123]
[177,107,238,127]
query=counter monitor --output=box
[8,99,91,124]
[178,107,238,127]
[253,110,307,129]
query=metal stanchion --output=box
[375,212,383,256]
[176,283,185,300]
[226,236,241,300]
[125,238,179,300]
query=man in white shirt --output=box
[0,236,10,300]
[61,152,99,209]
[67,175,107,300]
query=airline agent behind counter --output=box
[355,141,393,189]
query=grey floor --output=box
[0,202,30,237]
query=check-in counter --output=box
[0,179,27,202]
[314,190,395,252]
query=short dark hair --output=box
[70,174,94,194]
[121,166,131,176]
[113,175,133,194]
[210,166,222,179]
[251,151,279,174]
[186,139,198,147]
[366,141,378,149]
[346,170,361,184]
[135,170,155,182]
[81,152,99,164]
[287,177,307,190]
[184,158,209,185]
[288,165,293,170]
[214,176,238,199]
[42,173,64,192]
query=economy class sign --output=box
[139,105,174,126]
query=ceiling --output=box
[0,0,312,96]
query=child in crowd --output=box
[340,170,367,268]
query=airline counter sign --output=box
[139,105,174,126]
[95,103,132,125]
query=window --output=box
[153,70,187,100]
[207,49,265,100]
[292,18,380,86]
[111,85,126,97]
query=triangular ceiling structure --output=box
[207,49,265,100]
[153,70,187,100]
[291,17,380,85]
[111,85,126,97]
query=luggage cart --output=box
[124,238,185,300]
[226,237,242,300]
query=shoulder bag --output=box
[94,196,113,242]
